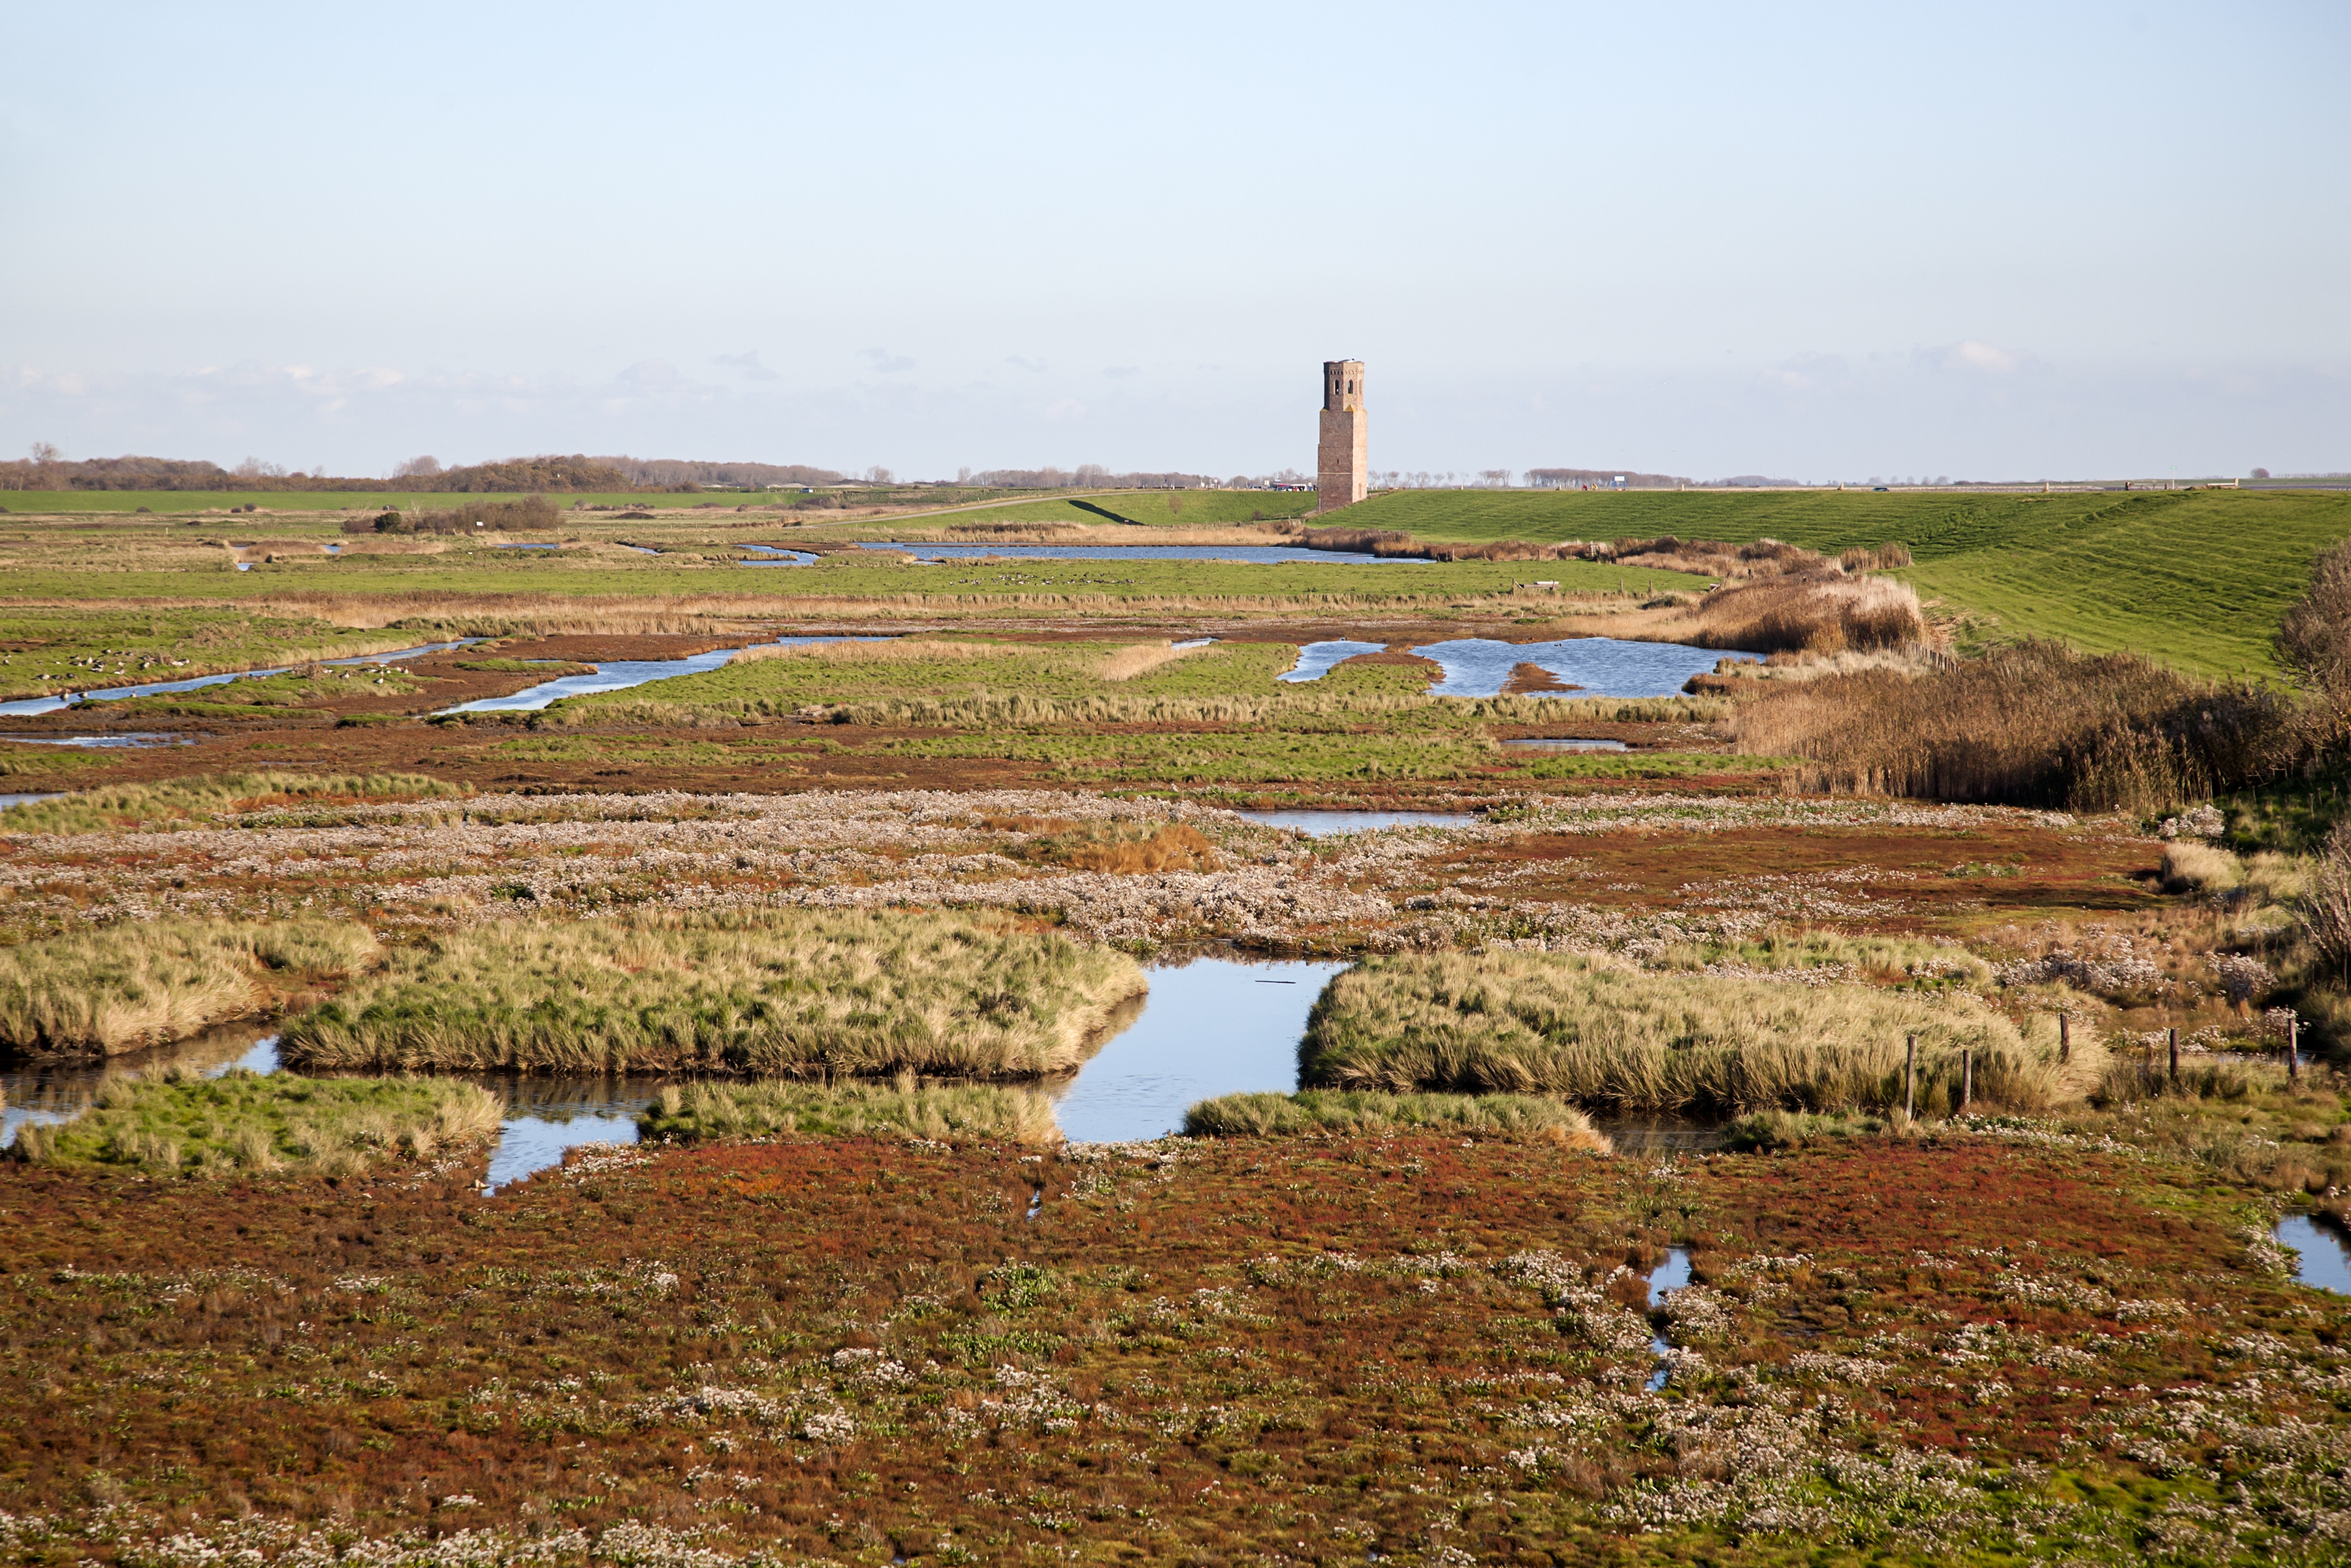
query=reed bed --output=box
[0,920,380,1058]
[1674,570,1923,654]
[1181,1088,1612,1147]
[1097,639,1210,682]
[281,910,1147,1077]
[728,637,1031,667]
[637,1078,1060,1146]
[1300,951,2096,1115]
[1727,639,2286,810]
[6,1068,502,1176]
[0,770,468,835]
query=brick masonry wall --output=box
[1317,360,1367,511]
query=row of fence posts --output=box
[1901,1011,2303,1121]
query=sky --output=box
[3,1,2346,483]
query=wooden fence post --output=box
[2058,1014,2070,1064]
[1904,1034,1916,1122]
[1962,1048,1973,1112]
[2168,1027,2179,1084]
[2290,1015,2301,1081]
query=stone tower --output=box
[1316,359,1366,511]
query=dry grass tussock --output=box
[1303,950,2098,1115]
[0,771,468,834]
[6,1067,501,1177]
[639,1078,1060,1146]
[728,637,1032,667]
[281,910,1147,1077]
[1096,639,1210,682]
[0,921,379,1057]
[1729,639,2286,810]
[1182,1089,1611,1147]
[1676,571,1924,654]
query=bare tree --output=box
[28,441,60,463]
[394,455,443,479]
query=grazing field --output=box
[280,911,1148,1077]
[1332,487,2351,677]
[1,1127,2345,1564]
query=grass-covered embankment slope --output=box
[0,920,380,1058]
[0,1129,2340,1562]
[6,1070,500,1177]
[1335,487,2351,677]
[281,911,1147,1076]
[1300,951,2092,1114]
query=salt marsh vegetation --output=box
[0,919,379,1057]
[7,1068,500,1176]
[639,1078,1060,1145]
[1301,950,2096,1114]
[281,911,1147,1077]
[1181,1087,1612,1145]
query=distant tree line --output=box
[0,446,843,494]
[968,465,1222,489]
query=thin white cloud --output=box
[1944,340,2023,374]
[712,349,780,383]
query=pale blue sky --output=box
[3,1,2344,481]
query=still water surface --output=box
[0,953,1362,1186]
[0,640,484,717]
[2277,1214,2351,1294]
[438,636,882,714]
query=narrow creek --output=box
[436,635,884,714]
[1644,1247,1693,1392]
[0,639,484,717]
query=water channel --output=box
[0,952,1369,1189]
[436,635,884,714]
[0,639,485,717]
[2276,1214,2351,1294]
[1644,1247,1693,1392]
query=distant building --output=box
[1317,360,1367,511]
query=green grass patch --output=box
[7,1068,502,1177]
[1330,487,2351,677]
[281,911,1147,1078]
[638,1079,1059,1145]
[0,920,381,1058]
[1181,1088,1608,1145]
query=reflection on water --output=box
[1051,956,1346,1142]
[0,639,485,717]
[0,732,193,749]
[0,793,60,810]
[438,635,881,714]
[3,951,1371,1178]
[2278,1215,2351,1294]
[1645,1247,1693,1392]
[1411,637,1751,699]
[1279,639,1387,683]
[1236,809,1477,837]
[1503,737,1628,752]
[739,545,818,566]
